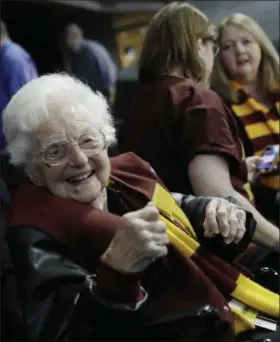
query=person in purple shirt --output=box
[0,21,38,149]
[65,24,117,103]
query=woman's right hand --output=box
[245,156,262,182]
[101,202,169,273]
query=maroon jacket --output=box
[7,153,257,341]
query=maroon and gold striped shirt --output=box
[230,81,279,190]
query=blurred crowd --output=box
[0,1,279,342]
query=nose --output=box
[235,41,246,54]
[68,145,88,167]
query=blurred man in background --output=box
[64,23,117,103]
[0,20,38,150]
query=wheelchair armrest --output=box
[144,304,222,341]
[251,267,279,293]
[145,304,220,327]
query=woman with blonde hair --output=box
[212,13,280,223]
[119,2,279,251]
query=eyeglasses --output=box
[40,130,106,166]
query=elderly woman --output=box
[2,73,273,341]
[211,13,279,223]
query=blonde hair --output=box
[139,1,217,83]
[212,13,280,103]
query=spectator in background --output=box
[0,20,38,150]
[211,13,279,224]
[64,23,117,103]
[119,2,279,252]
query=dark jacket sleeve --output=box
[178,195,256,261]
[7,227,146,341]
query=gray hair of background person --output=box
[0,20,9,39]
[3,73,116,171]
[65,23,83,39]
[212,13,279,102]
[64,23,117,102]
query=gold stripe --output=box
[232,103,256,117]
[165,221,196,258]
[152,183,197,238]
[232,98,270,117]
[255,149,265,156]
[232,274,280,318]
[231,80,242,90]
[243,183,254,202]
[275,102,280,114]
[230,304,256,334]
[240,142,246,161]
[245,120,279,140]
[247,97,269,113]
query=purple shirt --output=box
[69,40,117,98]
[0,40,38,148]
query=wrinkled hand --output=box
[245,156,262,182]
[102,202,169,273]
[204,198,246,244]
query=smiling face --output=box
[220,24,262,84]
[34,120,110,207]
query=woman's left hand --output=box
[203,198,246,244]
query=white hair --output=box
[3,73,116,167]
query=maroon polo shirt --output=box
[119,75,251,200]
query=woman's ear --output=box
[26,163,44,187]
